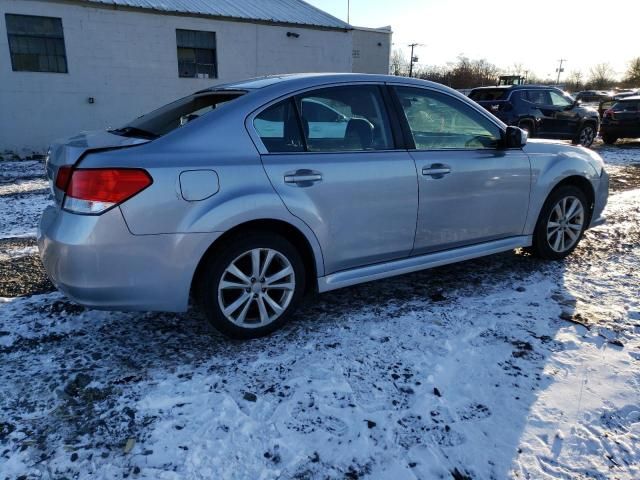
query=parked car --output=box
[598,90,640,117]
[468,85,600,147]
[574,90,612,103]
[39,74,609,338]
[600,96,640,144]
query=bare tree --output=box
[390,49,408,76]
[416,55,500,89]
[566,70,584,92]
[588,63,616,90]
[623,57,640,87]
[511,63,524,76]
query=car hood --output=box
[523,139,605,175]
[45,129,150,203]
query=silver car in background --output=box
[39,73,609,338]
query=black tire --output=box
[602,135,618,145]
[529,185,589,260]
[572,123,597,148]
[196,231,306,339]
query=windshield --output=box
[111,91,245,139]
[469,89,509,101]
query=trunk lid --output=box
[46,130,150,204]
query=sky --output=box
[305,0,637,80]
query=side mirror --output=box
[504,125,527,148]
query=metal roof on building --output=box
[78,0,351,29]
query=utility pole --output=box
[347,0,350,24]
[556,59,567,85]
[408,43,420,77]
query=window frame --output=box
[247,82,404,155]
[5,13,68,74]
[388,84,508,152]
[175,28,218,79]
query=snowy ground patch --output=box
[1,143,639,479]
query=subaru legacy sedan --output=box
[39,74,609,338]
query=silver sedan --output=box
[39,74,609,338]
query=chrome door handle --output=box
[422,165,451,178]
[284,169,323,186]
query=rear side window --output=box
[254,99,304,152]
[298,86,394,152]
[469,89,509,101]
[395,87,501,150]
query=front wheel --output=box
[530,185,589,260]
[197,232,306,339]
[573,123,597,148]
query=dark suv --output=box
[600,96,640,144]
[469,85,600,147]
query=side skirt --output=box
[317,236,532,293]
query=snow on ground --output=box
[0,144,639,479]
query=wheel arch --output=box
[532,175,596,231]
[190,218,322,299]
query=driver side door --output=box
[392,86,531,255]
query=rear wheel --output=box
[573,123,597,148]
[530,185,589,260]
[197,232,305,339]
[602,134,618,145]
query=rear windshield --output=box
[469,89,509,101]
[111,91,245,139]
[612,100,639,111]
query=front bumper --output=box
[588,168,609,229]
[37,206,219,312]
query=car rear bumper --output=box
[37,205,219,312]
[600,124,640,138]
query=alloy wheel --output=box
[217,248,295,328]
[579,126,595,147]
[546,196,585,253]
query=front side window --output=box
[5,14,67,73]
[525,90,552,105]
[176,29,217,79]
[395,87,501,150]
[549,91,573,107]
[298,86,394,152]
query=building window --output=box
[176,29,217,79]
[352,49,360,59]
[5,14,68,73]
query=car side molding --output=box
[318,236,533,292]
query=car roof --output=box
[470,84,558,91]
[616,95,640,101]
[198,73,468,99]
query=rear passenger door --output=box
[252,84,419,274]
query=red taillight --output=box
[604,109,615,119]
[58,168,152,214]
[55,165,73,191]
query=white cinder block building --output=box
[0,0,392,155]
